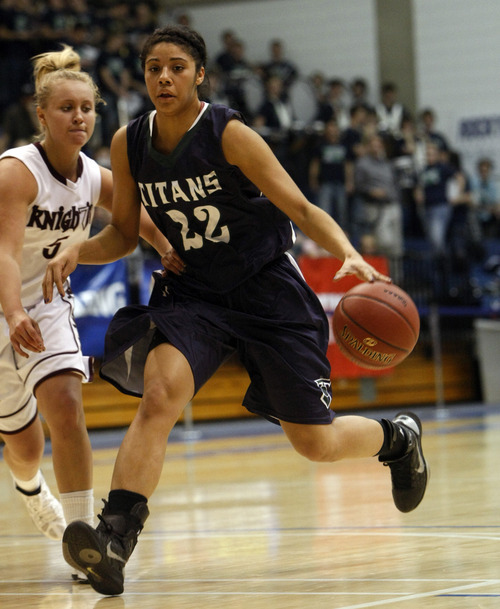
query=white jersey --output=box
[0,143,101,308]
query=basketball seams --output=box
[332,282,420,369]
[341,294,419,342]
[338,300,410,352]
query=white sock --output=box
[60,489,95,527]
[12,470,42,494]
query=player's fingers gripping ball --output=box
[333,281,420,369]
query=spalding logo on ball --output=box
[332,281,420,369]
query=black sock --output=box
[377,419,408,461]
[107,489,147,514]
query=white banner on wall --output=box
[456,115,500,183]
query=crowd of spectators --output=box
[1,0,500,306]
[0,0,166,150]
[203,27,500,306]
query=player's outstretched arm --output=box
[222,120,391,284]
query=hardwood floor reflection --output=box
[1,403,500,608]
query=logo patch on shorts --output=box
[315,377,332,409]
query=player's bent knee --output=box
[139,385,185,428]
[288,435,339,462]
[41,394,85,432]
[294,442,337,462]
[140,392,168,417]
[282,422,341,462]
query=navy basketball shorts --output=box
[100,254,335,426]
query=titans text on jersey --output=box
[138,171,222,207]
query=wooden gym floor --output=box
[1,402,500,608]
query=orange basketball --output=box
[333,281,420,369]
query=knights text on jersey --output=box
[126,103,294,292]
[0,143,101,307]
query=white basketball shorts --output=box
[0,288,92,434]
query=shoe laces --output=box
[97,500,116,534]
[20,480,65,540]
[96,501,133,542]
[97,513,114,532]
[25,483,61,521]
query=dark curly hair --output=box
[140,25,207,73]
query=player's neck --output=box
[153,99,205,154]
[40,140,81,182]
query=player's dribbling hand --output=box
[333,254,392,284]
[160,248,186,276]
[8,310,45,358]
[42,246,80,303]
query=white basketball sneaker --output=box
[16,474,66,540]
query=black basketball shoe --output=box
[62,500,149,596]
[382,412,429,513]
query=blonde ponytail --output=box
[32,44,102,110]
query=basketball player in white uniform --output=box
[0,45,166,573]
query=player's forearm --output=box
[0,256,25,320]
[146,231,171,258]
[138,211,170,257]
[296,204,360,262]
[78,224,138,264]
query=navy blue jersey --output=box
[127,103,294,292]
[101,104,334,425]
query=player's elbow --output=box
[290,199,316,228]
[122,235,140,256]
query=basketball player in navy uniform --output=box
[43,26,429,596]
